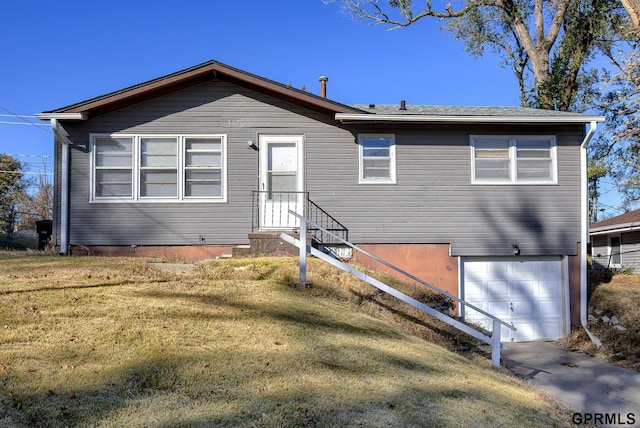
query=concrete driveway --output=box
[502,341,640,425]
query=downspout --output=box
[51,119,70,255]
[580,120,602,347]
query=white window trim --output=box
[90,134,227,203]
[358,133,397,184]
[470,135,558,185]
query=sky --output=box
[1,0,623,218]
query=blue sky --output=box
[1,0,621,217]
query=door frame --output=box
[258,134,305,230]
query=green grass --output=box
[0,253,574,427]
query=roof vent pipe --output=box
[400,100,407,110]
[318,76,328,98]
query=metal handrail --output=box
[287,210,515,331]
[251,191,349,246]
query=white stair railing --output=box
[281,211,516,368]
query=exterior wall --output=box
[55,78,585,259]
[306,122,584,257]
[591,235,609,270]
[591,231,640,273]
[71,244,233,261]
[352,243,458,302]
[55,81,354,248]
[621,231,640,273]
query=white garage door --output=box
[462,257,566,342]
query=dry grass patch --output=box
[562,273,640,370]
[0,253,574,427]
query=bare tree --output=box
[327,0,626,111]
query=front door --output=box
[259,135,304,229]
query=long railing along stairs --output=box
[280,210,516,368]
[250,191,349,251]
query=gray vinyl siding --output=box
[621,231,640,272]
[591,235,609,270]
[55,79,585,256]
[56,81,353,246]
[591,231,640,272]
[307,124,583,256]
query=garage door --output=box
[462,257,566,342]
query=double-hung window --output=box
[358,134,396,184]
[94,137,134,198]
[91,134,226,202]
[470,135,557,184]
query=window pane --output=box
[361,136,393,181]
[187,182,222,198]
[95,170,132,197]
[475,149,510,159]
[363,158,391,179]
[186,152,221,167]
[184,138,224,199]
[517,159,552,180]
[517,139,551,150]
[185,138,221,151]
[95,138,132,167]
[141,138,177,168]
[141,170,177,197]
[186,170,221,182]
[268,143,296,172]
[361,138,391,149]
[516,139,552,180]
[474,137,510,150]
[475,159,510,180]
[268,173,297,192]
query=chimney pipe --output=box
[318,76,328,98]
[400,100,407,111]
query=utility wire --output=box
[0,106,51,134]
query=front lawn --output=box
[0,253,573,427]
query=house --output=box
[590,209,640,272]
[38,60,604,342]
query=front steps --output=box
[232,232,311,257]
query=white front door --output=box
[259,135,304,229]
[462,257,566,342]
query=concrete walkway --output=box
[502,341,640,425]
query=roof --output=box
[39,60,363,120]
[38,59,605,126]
[590,209,640,235]
[341,104,604,124]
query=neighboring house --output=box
[38,60,604,342]
[590,209,640,272]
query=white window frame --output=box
[90,134,227,203]
[358,134,397,184]
[470,135,558,185]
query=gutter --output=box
[49,119,71,255]
[590,224,640,235]
[581,120,602,347]
[39,113,84,255]
[335,113,605,124]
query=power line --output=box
[0,170,52,175]
[0,114,38,118]
[0,121,51,127]
[0,106,51,134]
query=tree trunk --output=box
[620,0,640,35]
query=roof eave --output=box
[41,60,362,119]
[36,112,87,121]
[589,222,640,235]
[335,113,606,124]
